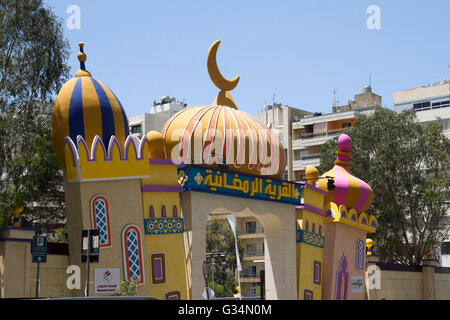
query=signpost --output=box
[81,229,100,297]
[31,236,47,298]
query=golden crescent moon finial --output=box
[207,40,240,91]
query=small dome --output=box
[52,43,129,166]
[318,134,373,213]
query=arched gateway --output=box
[51,41,376,300]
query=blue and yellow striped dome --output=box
[52,43,129,166]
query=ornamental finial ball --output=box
[305,166,319,185]
[146,130,165,158]
[366,238,373,249]
[337,134,352,153]
[77,52,87,62]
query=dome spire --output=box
[76,42,92,77]
[335,134,352,167]
[207,40,240,109]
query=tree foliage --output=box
[0,0,69,233]
[205,218,244,297]
[319,108,450,265]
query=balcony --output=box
[239,227,264,239]
[244,249,265,258]
[300,128,346,140]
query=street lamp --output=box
[206,252,226,293]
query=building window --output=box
[245,221,257,234]
[161,205,166,218]
[313,261,321,285]
[150,205,155,218]
[305,221,309,232]
[335,254,349,300]
[165,290,181,300]
[122,225,144,284]
[413,101,431,111]
[342,122,352,128]
[304,289,313,300]
[130,124,142,134]
[90,195,112,248]
[355,239,365,270]
[173,205,178,218]
[151,253,166,284]
[312,223,316,234]
[441,242,450,255]
[318,225,322,235]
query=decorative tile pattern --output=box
[296,230,324,248]
[144,218,184,235]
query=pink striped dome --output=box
[318,134,373,213]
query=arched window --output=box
[355,239,365,270]
[122,225,145,284]
[335,254,348,300]
[173,205,178,218]
[305,221,309,232]
[312,223,316,234]
[90,195,111,248]
[318,225,322,235]
[161,205,166,218]
[150,205,155,218]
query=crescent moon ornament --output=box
[207,40,240,91]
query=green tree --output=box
[0,0,69,233]
[319,108,450,265]
[206,218,244,297]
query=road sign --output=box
[32,236,47,263]
[81,229,99,264]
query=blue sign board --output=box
[32,236,47,263]
[178,165,302,205]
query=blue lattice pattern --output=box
[94,198,109,246]
[126,229,141,282]
[144,218,184,235]
[296,229,324,248]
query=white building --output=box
[128,96,186,138]
[394,80,450,138]
[394,80,450,266]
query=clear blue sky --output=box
[44,0,450,117]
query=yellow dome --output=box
[52,43,129,166]
[161,40,286,178]
[162,104,285,178]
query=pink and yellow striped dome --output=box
[161,105,286,178]
[318,134,373,213]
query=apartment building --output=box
[394,80,450,138]
[207,214,265,298]
[287,86,381,182]
[128,96,186,138]
[255,103,312,180]
[394,80,450,266]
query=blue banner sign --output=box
[178,165,302,205]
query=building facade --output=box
[394,80,450,266]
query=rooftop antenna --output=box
[332,89,338,108]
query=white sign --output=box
[94,268,120,294]
[350,276,364,293]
